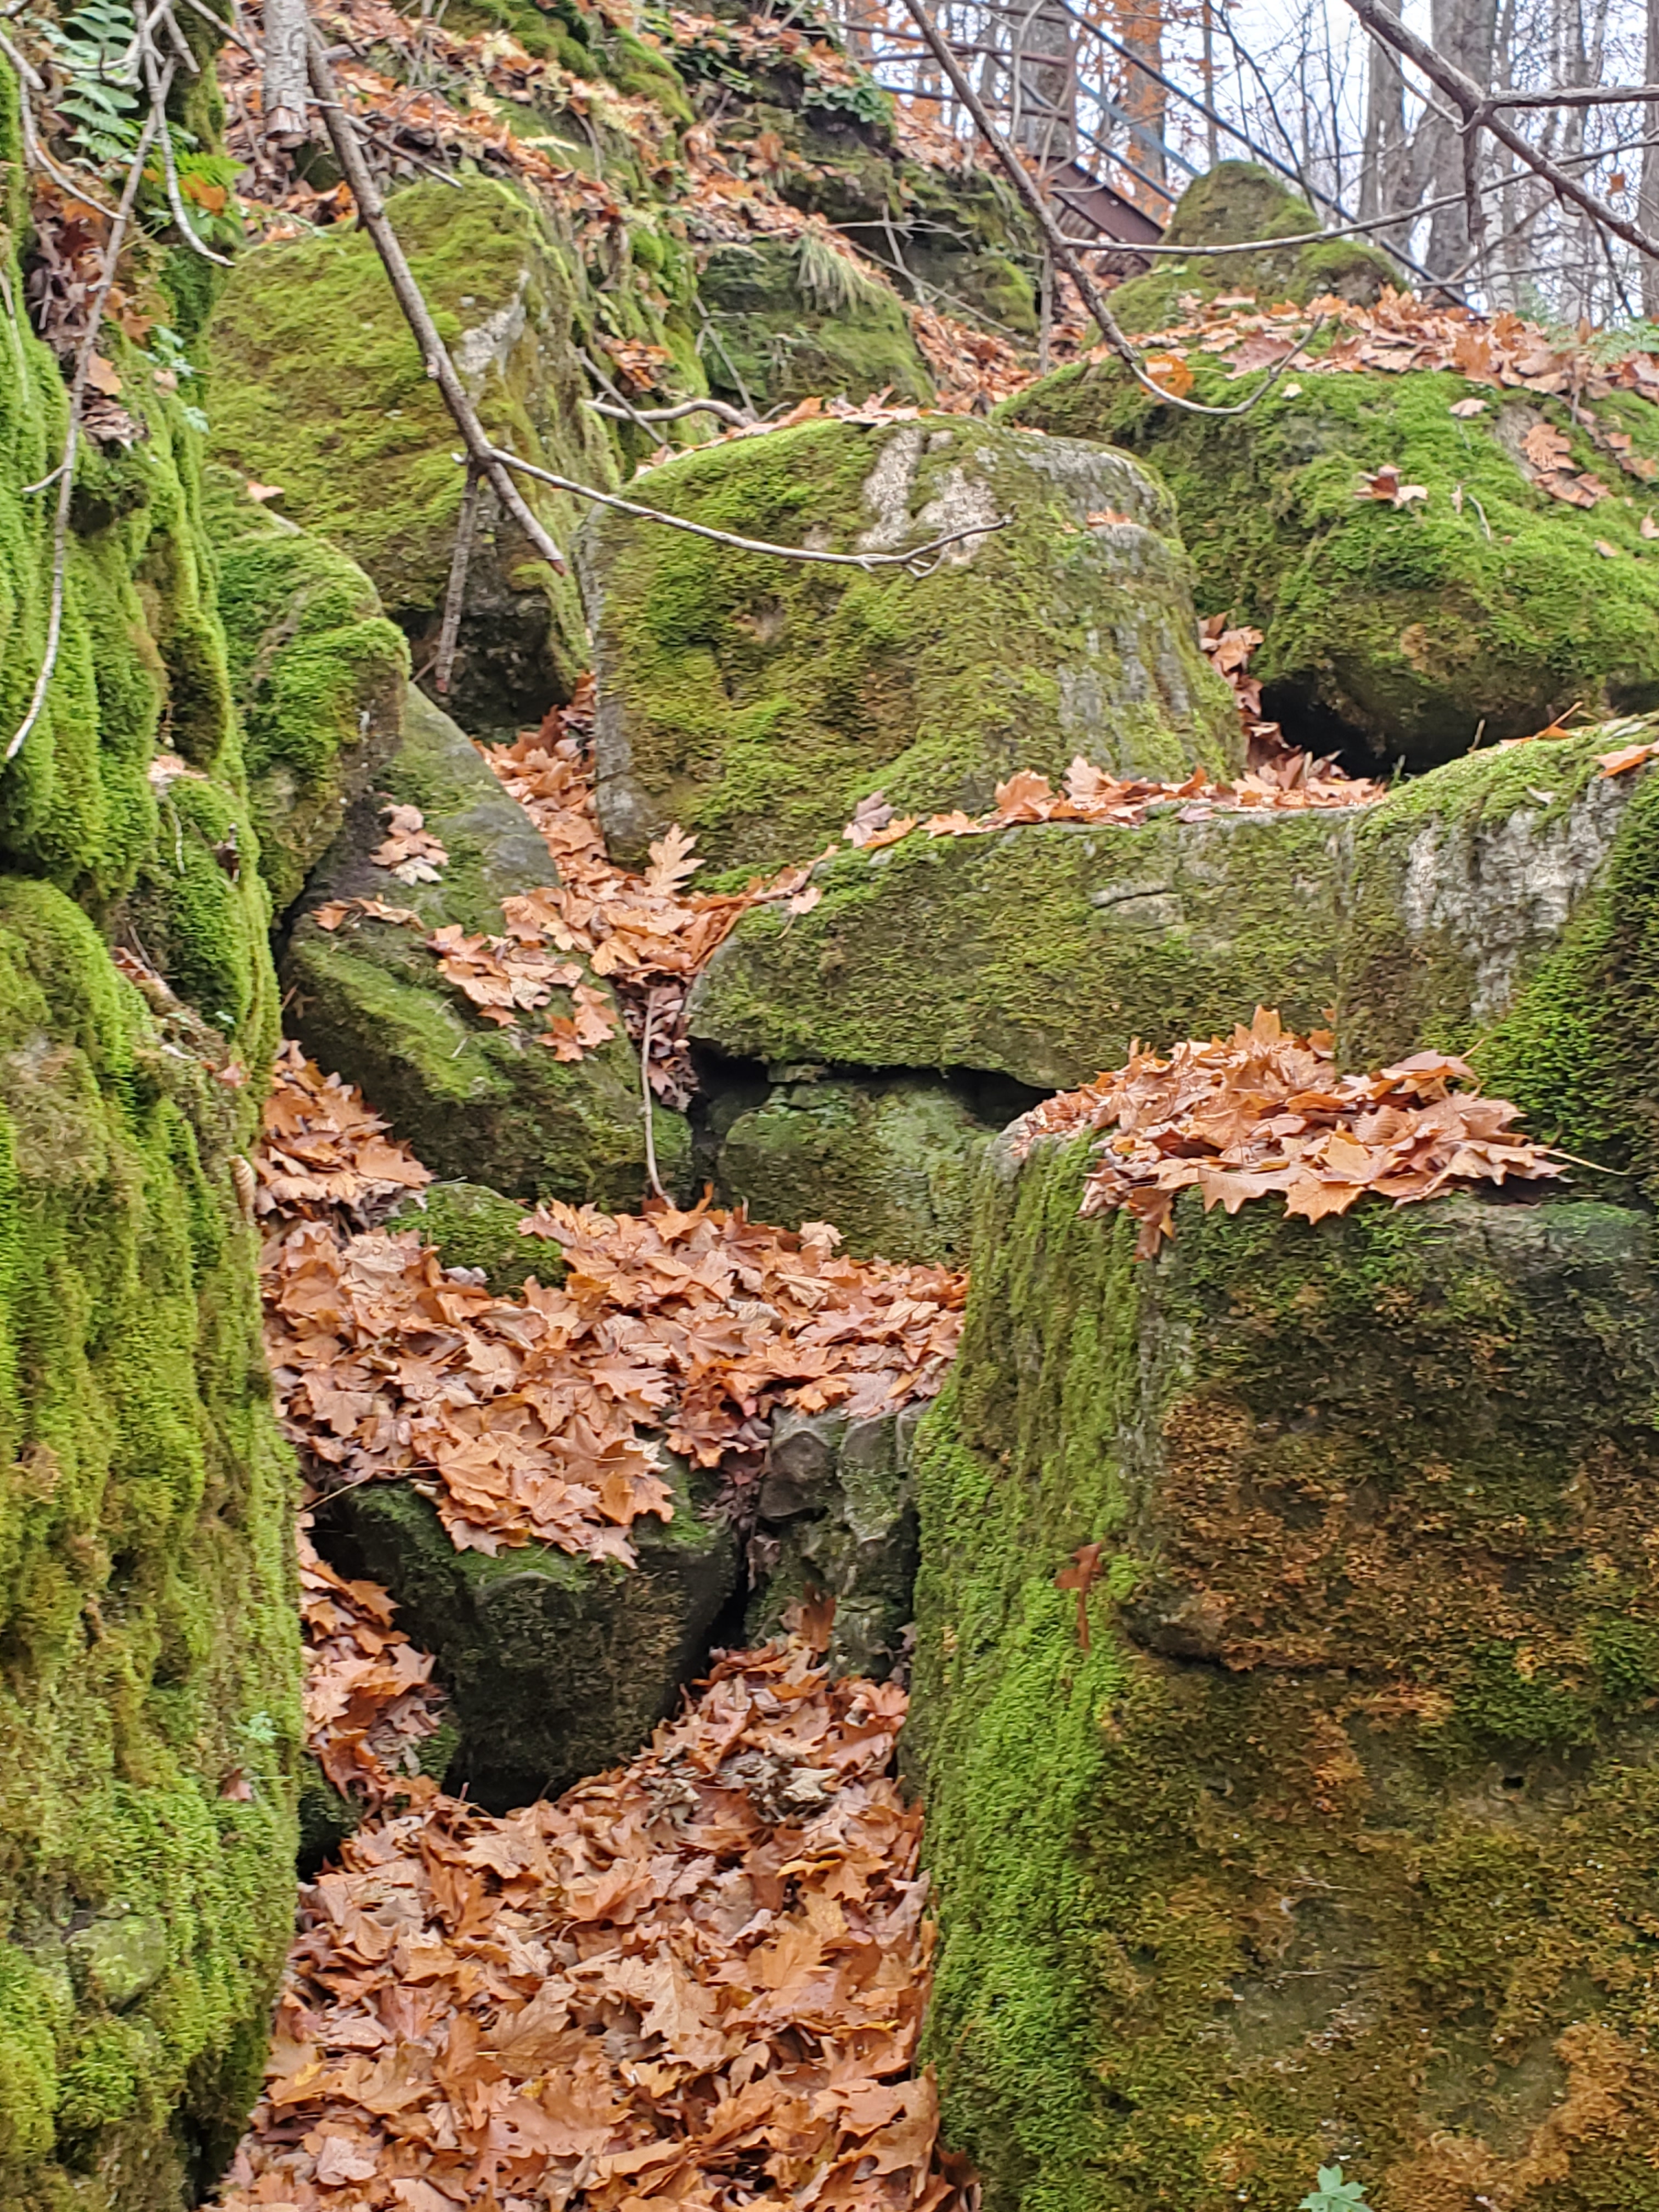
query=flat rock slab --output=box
[909,1131,1659,2208]
[578,416,1239,874]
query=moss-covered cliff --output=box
[0,64,300,2210]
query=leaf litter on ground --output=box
[1015,1006,1566,1257]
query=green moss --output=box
[697,235,932,410]
[0,880,298,2211]
[319,1461,736,1809]
[583,415,1238,872]
[912,1141,1659,2209]
[715,1074,992,1261]
[692,805,1348,1090]
[386,1178,557,1293]
[205,178,618,719]
[205,471,408,915]
[1005,189,1659,768]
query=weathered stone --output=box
[747,1404,926,1679]
[909,1131,1659,2209]
[65,1911,170,2013]
[205,467,410,917]
[319,1460,738,1811]
[284,681,689,1204]
[1004,170,1659,769]
[206,177,618,725]
[715,1074,992,1262]
[578,415,1239,873]
[691,730,1658,1176]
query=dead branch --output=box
[263,0,311,139]
[303,18,567,574]
[1342,0,1659,267]
[483,448,1012,574]
[896,0,1319,419]
[433,459,480,696]
[585,394,754,429]
[138,12,231,262]
[4,93,165,764]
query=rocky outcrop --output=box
[579,415,1240,873]
[283,682,687,1205]
[691,728,1659,1189]
[1004,169,1659,770]
[206,178,618,726]
[909,1135,1659,2209]
[0,128,298,2204]
[697,236,934,411]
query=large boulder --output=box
[284,682,688,1205]
[910,1136,1659,2209]
[1003,171,1659,770]
[697,235,934,411]
[691,729,1659,1188]
[206,178,618,726]
[578,415,1240,873]
[318,1461,737,1812]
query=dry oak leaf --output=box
[1358,463,1427,507]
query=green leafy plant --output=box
[34,0,144,167]
[1300,2166,1373,2212]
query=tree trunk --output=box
[263,0,312,144]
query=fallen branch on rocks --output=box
[1018,1007,1566,1257]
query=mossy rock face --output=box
[579,415,1240,873]
[909,1137,1659,2211]
[690,804,1351,1090]
[1004,181,1659,770]
[283,681,688,1204]
[0,878,300,2212]
[205,177,618,726]
[691,727,1654,1121]
[697,236,933,412]
[746,1404,925,1680]
[318,1465,738,1812]
[715,1073,993,1263]
[204,467,409,917]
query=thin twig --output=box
[0,22,122,213]
[305,20,568,574]
[434,458,480,695]
[577,344,666,442]
[896,0,1321,420]
[1071,180,1507,254]
[138,12,231,262]
[585,394,754,430]
[5,93,164,764]
[172,0,259,58]
[484,448,1012,574]
[639,997,667,1204]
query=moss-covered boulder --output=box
[714,1072,993,1262]
[385,1178,555,1294]
[690,802,1352,1090]
[746,1405,924,1679]
[910,1136,1659,2210]
[317,1463,737,1811]
[284,681,688,1204]
[1004,175,1659,769]
[691,729,1656,1127]
[697,235,933,411]
[204,469,408,917]
[206,178,618,725]
[579,415,1240,873]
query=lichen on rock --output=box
[579,415,1240,874]
[910,1131,1659,2209]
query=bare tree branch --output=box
[263,0,311,139]
[585,394,754,429]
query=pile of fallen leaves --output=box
[258,1052,963,1555]
[1017,1007,1565,1256]
[486,696,825,1104]
[841,749,1382,854]
[300,1517,448,1803]
[213,1628,972,2212]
